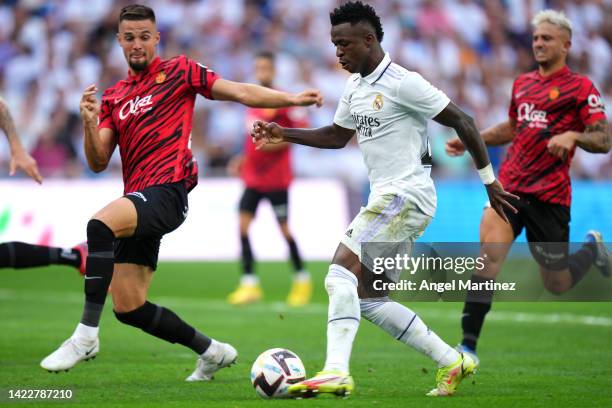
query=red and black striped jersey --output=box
[241,106,308,191]
[499,66,606,206]
[98,55,219,194]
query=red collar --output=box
[536,65,570,81]
[127,56,161,82]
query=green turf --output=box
[1,262,611,407]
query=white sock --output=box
[360,299,459,367]
[294,270,310,282]
[240,274,259,285]
[322,264,360,373]
[73,323,99,342]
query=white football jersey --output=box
[333,53,450,216]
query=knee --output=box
[87,219,115,245]
[112,291,147,314]
[542,277,571,295]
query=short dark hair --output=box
[119,4,156,24]
[330,1,384,42]
[255,50,276,63]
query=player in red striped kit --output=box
[445,9,611,365]
[40,4,322,380]
[227,51,312,306]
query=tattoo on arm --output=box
[577,120,610,153]
[0,98,20,146]
[480,119,516,146]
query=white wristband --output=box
[477,163,496,185]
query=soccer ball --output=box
[250,348,306,399]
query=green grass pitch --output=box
[1,262,611,407]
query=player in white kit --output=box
[252,1,517,398]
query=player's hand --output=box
[547,131,578,161]
[80,84,100,123]
[252,121,284,150]
[9,147,42,184]
[485,180,519,223]
[291,89,323,107]
[445,137,466,156]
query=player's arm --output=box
[434,102,518,221]
[80,85,116,173]
[445,118,516,156]
[547,119,610,160]
[210,79,323,108]
[252,122,354,149]
[0,97,42,183]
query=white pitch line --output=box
[0,288,611,327]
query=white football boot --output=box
[41,337,99,372]
[186,341,238,381]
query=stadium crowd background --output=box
[0,0,610,211]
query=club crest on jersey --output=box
[517,102,548,129]
[548,87,560,100]
[373,93,383,111]
[119,94,154,120]
[155,71,166,84]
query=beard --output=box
[129,58,149,72]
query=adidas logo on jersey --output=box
[345,229,353,238]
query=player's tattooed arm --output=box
[0,97,42,183]
[252,122,354,149]
[576,120,611,153]
[547,119,610,160]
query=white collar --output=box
[362,52,392,85]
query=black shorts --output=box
[500,193,570,270]
[239,187,289,222]
[116,181,189,270]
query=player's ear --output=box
[154,30,160,46]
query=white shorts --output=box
[341,193,432,260]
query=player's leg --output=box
[40,197,136,372]
[288,243,361,397]
[0,241,85,273]
[459,205,517,360]
[268,189,311,306]
[228,188,263,305]
[525,200,607,294]
[109,258,236,382]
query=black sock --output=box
[569,242,596,288]
[286,237,304,272]
[241,235,254,275]
[114,301,212,354]
[461,275,494,352]
[0,242,80,269]
[80,220,115,327]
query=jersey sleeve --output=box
[183,56,220,99]
[508,79,518,120]
[397,72,450,119]
[98,92,116,132]
[333,77,357,130]
[576,77,606,125]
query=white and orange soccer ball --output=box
[250,348,306,399]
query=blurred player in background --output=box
[1,97,42,183]
[227,51,312,307]
[446,10,611,365]
[253,1,517,398]
[0,241,87,275]
[40,4,322,381]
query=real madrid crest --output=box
[155,71,166,84]
[548,86,560,100]
[373,93,383,111]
